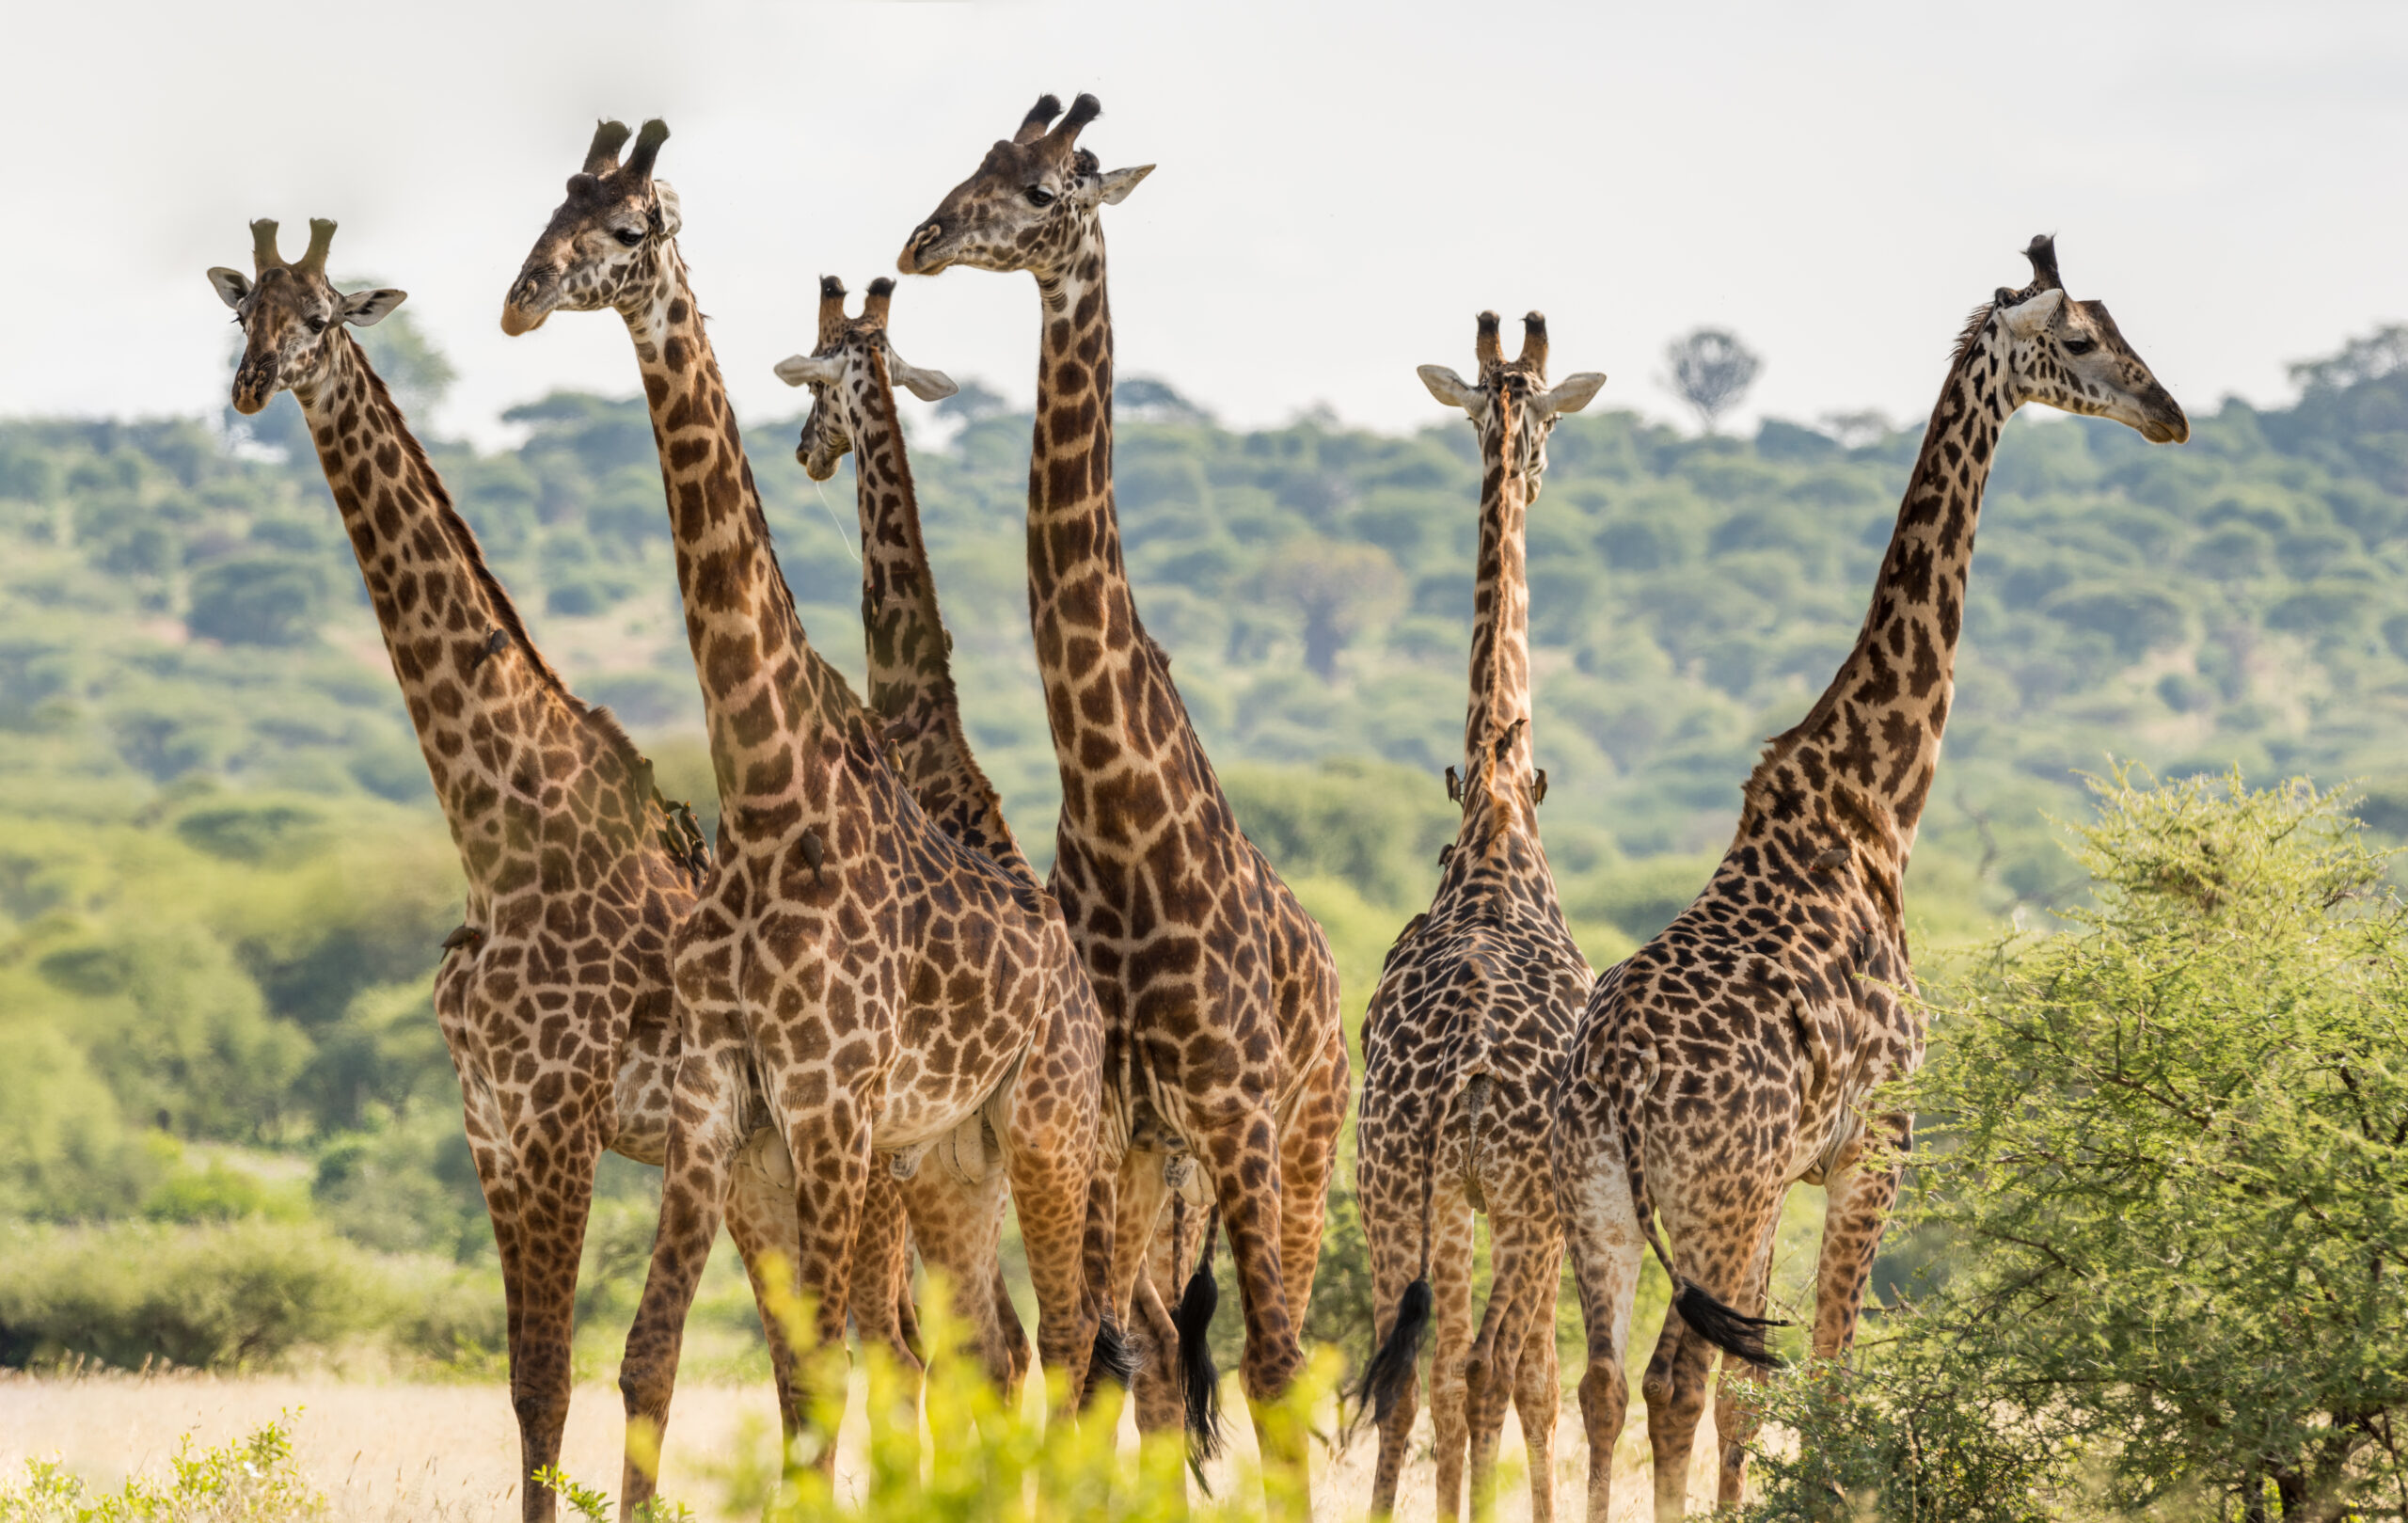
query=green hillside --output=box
[1,315,2402,1366]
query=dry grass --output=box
[0,1370,1718,1520]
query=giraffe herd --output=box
[206,90,2188,1523]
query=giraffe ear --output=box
[773,353,844,389]
[341,288,408,327]
[887,352,959,403]
[1538,372,1608,420]
[1098,166,1154,206]
[207,268,252,309]
[1418,364,1485,416]
[651,181,684,239]
[2001,287,2066,340]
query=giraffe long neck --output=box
[622,252,870,820]
[294,335,649,891]
[1024,230,1213,814]
[1463,392,1536,815]
[847,351,1027,873]
[1762,309,2016,852]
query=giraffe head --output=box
[1418,311,1608,491]
[1983,235,2188,443]
[499,119,682,335]
[206,220,405,414]
[774,277,958,482]
[896,93,1153,280]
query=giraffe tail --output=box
[1356,1071,1490,1430]
[1173,1202,1225,1463]
[1620,1085,1787,1370]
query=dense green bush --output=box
[1757,770,2408,1521]
[0,1219,500,1370]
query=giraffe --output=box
[499,119,1112,1512]
[1550,237,2188,1521]
[897,93,1352,1483]
[204,217,827,1523]
[1354,311,1605,1523]
[772,272,1053,1392]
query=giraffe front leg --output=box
[456,1076,590,1523]
[619,1044,747,1515]
[1549,1094,1644,1523]
[895,1150,1018,1389]
[996,1051,1102,1402]
[782,1093,877,1464]
[848,1166,924,1377]
[479,1089,606,1523]
[1811,1113,1908,1361]
[723,1133,811,1438]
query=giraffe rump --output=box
[1618,1087,1786,1370]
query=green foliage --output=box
[1766,770,2408,1520]
[0,1415,326,1522]
[1736,1341,2079,1523]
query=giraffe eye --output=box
[1024,185,1056,208]
[306,315,328,334]
[2062,336,2097,356]
[613,228,645,247]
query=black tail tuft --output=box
[1174,1235,1225,1461]
[1358,1276,1433,1424]
[1086,1312,1143,1402]
[1671,1280,1786,1369]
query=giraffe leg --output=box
[847,1166,923,1376]
[895,1149,1020,1389]
[619,1044,746,1515]
[1645,1192,1785,1523]
[1132,1189,1201,1436]
[1429,1196,1480,1523]
[1362,1161,1433,1520]
[1512,1250,1564,1523]
[1640,1313,1708,1523]
[784,1095,878,1440]
[1713,1214,1782,1510]
[462,1080,604,1523]
[1552,1102,1644,1523]
[722,1134,811,1440]
[1196,1107,1308,1480]
[1466,1202,1562,1523]
[995,1007,1102,1400]
[1812,1116,1907,1361]
[1274,1026,1348,1329]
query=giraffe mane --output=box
[1948,299,1997,368]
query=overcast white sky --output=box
[8,1,2403,446]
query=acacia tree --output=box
[1664,327,1762,433]
[1752,769,2408,1521]
[1259,537,1404,682]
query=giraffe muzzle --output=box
[499,270,561,336]
[2138,388,2190,445]
[896,223,949,277]
[230,357,277,416]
